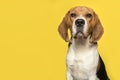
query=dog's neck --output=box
[70,36,97,50]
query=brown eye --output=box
[70,13,77,17]
[86,13,92,18]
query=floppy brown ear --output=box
[90,14,104,42]
[58,11,71,42]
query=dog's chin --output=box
[73,31,87,39]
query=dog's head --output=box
[58,6,104,43]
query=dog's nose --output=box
[75,19,85,27]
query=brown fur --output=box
[58,6,104,42]
[58,11,72,42]
[90,15,104,42]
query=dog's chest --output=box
[67,46,99,79]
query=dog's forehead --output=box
[69,6,94,14]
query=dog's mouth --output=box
[73,31,87,39]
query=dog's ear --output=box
[90,13,104,43]
[58,11,71,42]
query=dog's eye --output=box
[70,13,77,17]
[86,13,92,18]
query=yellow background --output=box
[0,0,120,80]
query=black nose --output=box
[75,19,85,27]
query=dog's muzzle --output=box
[74,19,85,38]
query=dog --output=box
[58,6,110,80]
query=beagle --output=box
[58,6,110,80]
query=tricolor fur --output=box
[58,6,109,80]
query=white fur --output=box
[66,38,99,80]
[67,15,99,80]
